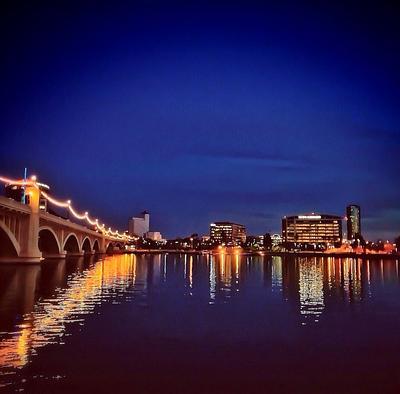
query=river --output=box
[0,254,399,393]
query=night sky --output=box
[1,1,399,239]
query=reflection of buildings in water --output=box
[342,258,351,301]
[208,253,245,304]
[295,257,400,319]
[282,257,300,302]
[262,257,272,288]
[217,253,232,300]
[239,255,400,325]
[349,258,362,302]
[271,256,283,291]
[183,254,194,294]
[209,255,216,303]
[298,258,324,322]
[234,254,239,284]
[365,259,400,289]
[0,254,138,372]
[380,259,399,283]
[163,254,167,282]
[146,254,162,288]
[325,258,365,303]
[183,254,194,290]
[188,255,193,290]
[2,253,399,377]
[134,254,152,291]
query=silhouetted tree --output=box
[376,239,385,251]
[356,233,366,253]
[352,232,367,253]
[263,233,272,250]
[395,236,400,253]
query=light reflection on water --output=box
[0,253,400,391]
[0,255,139,377]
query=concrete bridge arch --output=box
[38,226,62,258]
[63,232,81,256]
[93,239,100,253]
[81,237,92,254]
[0,220,20,258]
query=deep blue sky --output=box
[1,1,399,239]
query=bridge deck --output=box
[0,196,31,214]
[39,211,117,241]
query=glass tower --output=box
[346,205,361,240]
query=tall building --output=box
[346,204,361,240]
[282,213,342,246]
[128,211,150,237]
[210,222,246,245]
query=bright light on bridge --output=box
[0,174,134,242]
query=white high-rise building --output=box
[128,211,150,237]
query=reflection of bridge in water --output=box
[0,254,139,374]
[0,175,132,263]
[0,254,399,381]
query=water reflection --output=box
[298,258,324,322]
[0,254,139,384]
[0,254,400,389]
[271,255,283,291]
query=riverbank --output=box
[128,249,400,260]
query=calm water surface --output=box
[0,254,400,393]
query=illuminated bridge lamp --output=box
[1,173,131,239]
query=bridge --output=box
[0,175,133,263]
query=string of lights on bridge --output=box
[0,175,134,242]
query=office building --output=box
[128,211,150,237]
[145,231,163,241]
[210,222,246,245]
[282,213,342,246]
[346,204,361,240]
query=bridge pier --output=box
[17,185,42,264]
[0,256,42,264]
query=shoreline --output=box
[127,249,400,260]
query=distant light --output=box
[298,215,321,220]
[31,175,37,181]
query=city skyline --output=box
[1,171,381,244]
[1,2,399,239]
[1,3,400,393]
